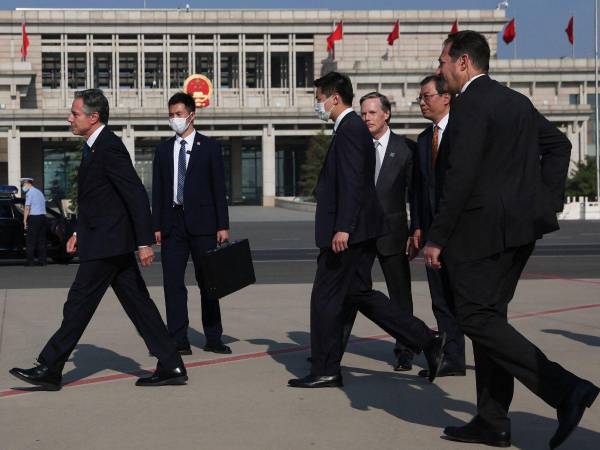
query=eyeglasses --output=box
[416,93,442,103]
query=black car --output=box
[0,185,76,263]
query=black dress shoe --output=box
[442,418,511,447]
[549,379,599,449]
[422,332,446,382]
[9,364,62,391]
[203,343,232,354]
[418,359,466,378]
[394,352,413,371]
[135,366,188,387]
[288,374,343,388]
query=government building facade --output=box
[0,8,595,206]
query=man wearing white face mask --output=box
[152,92,231,356]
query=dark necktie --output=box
[176,140,187,205]
[431,125,439,168]
[82,142,91,161]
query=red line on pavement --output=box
[521,272,600,286]
[2,302,599,399]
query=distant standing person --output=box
[21,177,47,266]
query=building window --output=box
[68,53,86,90]
[220,53,239,89]
[170,53,188,89]
[296,52,314,88]
[271,53,289,89]
[246,53,264,88]
[195,53,214,81]
[93,53,112,89]
[119,53,137,89]
[145,53,163,89]
[42,53,61,89]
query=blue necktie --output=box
[176,140,187,205]
[82,142,91,160]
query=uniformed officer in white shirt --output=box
[21,177,47,266]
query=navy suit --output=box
[310,111,434,376]
[152,131,230,349]
[413,122,465,368]
[39,126,182,374]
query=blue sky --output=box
[5,0,596,59]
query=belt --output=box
[173,204,184,210]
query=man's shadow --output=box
[542,329,600,347]
[62,343,148,383]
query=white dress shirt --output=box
[333,107,354,132]
[373,126,391,184]
[172,129,196,205]
[86,124,105,148]
[435,113,450,144]
[460,73,486,94]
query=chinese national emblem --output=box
[183,74,213,108]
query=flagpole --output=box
[595,0,600,201]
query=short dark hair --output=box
[74,89,109,124]
[360,92,392,124]
[313,71,354,106]
[444,30,490,72]
[168,92,196,112]
[419,75,448,95]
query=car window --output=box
[0,203,14,219]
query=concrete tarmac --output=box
[1,277,599,450]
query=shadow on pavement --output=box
[542,329,600,347]
[62,343,148,383]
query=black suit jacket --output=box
[76,127,154,262]
[412,122,451,243]
[314,111,383,249]
[152,131,229,237]
[427,75,571,261]
[375,131,416,256]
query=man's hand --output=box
[406,238,419,261]
[423,242,443,270]
[138,246,155,268]
[154,231,161,246]
[217,229,230,244]
[412,229,422,250]
[331,231,350,254]
[66,234,77,254]
[23,222,27,231]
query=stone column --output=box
[122,126,135,163]
[231,138,243,203]
[262,124,276,207]
[7,127,21,189]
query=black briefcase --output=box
[198,239,256,299]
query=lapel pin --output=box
[389,152,395,158]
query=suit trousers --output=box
[425,265,465,367]
[26,215,47,264]
[310,240,434,376]
[161,207,223,348]
[341,251,415,358]
[445,242,580,432]
[39,253,182,373]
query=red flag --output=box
[503,18,516,44]
[327,21,343,52]
[565,16,574,45]
[450,19,459,34]
[20,22,29,60]
[387,20,399,46]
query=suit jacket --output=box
[76,127,154,262]
[152,131,229,237]
[412,122,451,243]
[375,131,416,256]
[314,111,383,249]
[427,75,571,262]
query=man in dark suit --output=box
[10,89,186,389]
[345,91,417,371]
[288,72,445,389]
[152,92,230,356]
[410,75,466,379]
[423,31,598,448]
